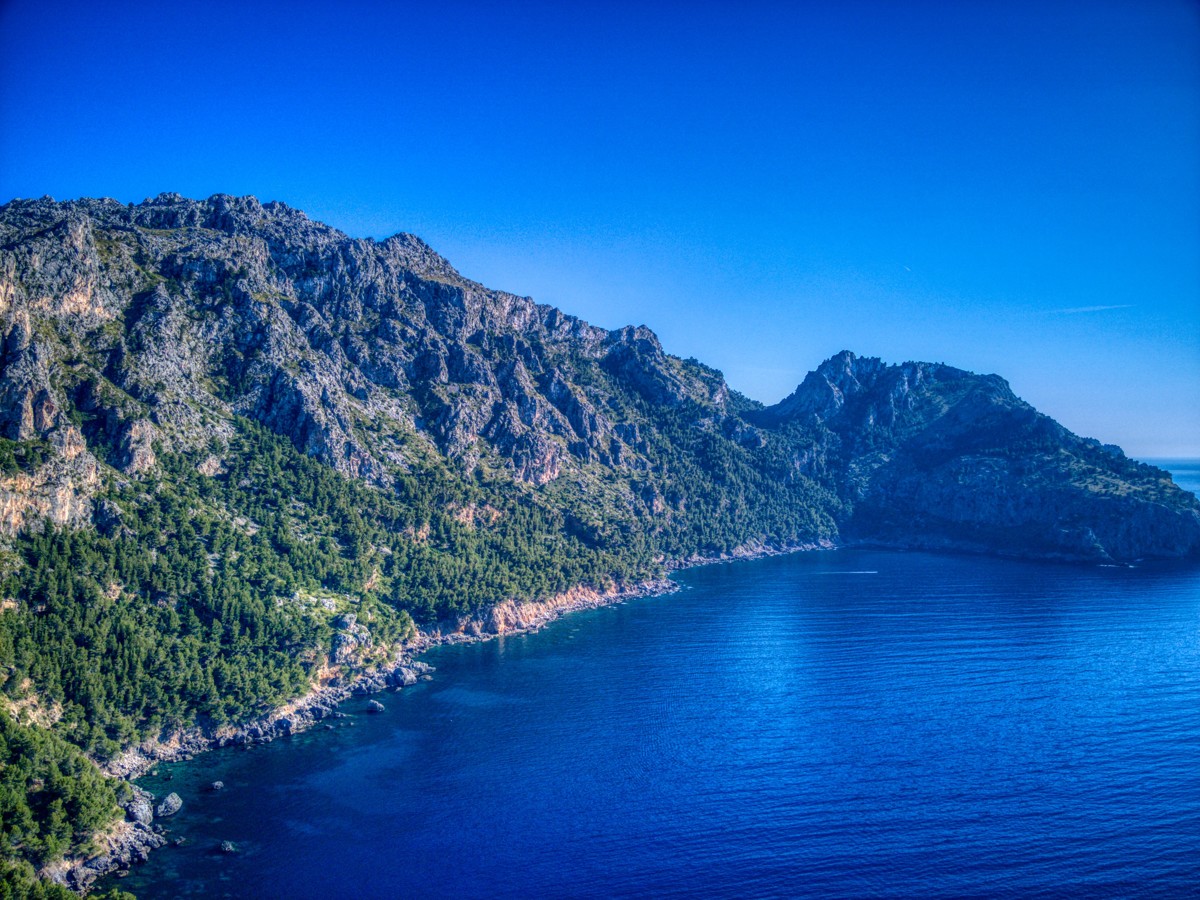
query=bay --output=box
[108,543,1200,899]
[107,460,1200,898]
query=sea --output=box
[106,463,1200,899]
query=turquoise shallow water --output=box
[110,542,1200,899]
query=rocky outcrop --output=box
[124,790,153,827]
[0,426,99,534]
[329,613,373,665]
[45,784,168,893]
[0,309,58,441]
[116,419,157,474]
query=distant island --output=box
[1,194,1197,895]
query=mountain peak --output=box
[379,232,465,284]
[764,352,1016,430]
[764,351,887,423]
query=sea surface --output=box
[107,459,1200,899]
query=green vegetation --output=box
[0,711,120,865]
[0,407,834,753]
[0,859,133,900]
[0,442,51,478]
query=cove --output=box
[106,549,1200,898]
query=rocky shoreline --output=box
[57,542,831,892]
[52,573,697,892]
[667,539,835,571]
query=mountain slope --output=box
[0,192,838,551]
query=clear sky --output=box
[2,0,1198,456]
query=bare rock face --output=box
[330,613,373,666]
[117,419,158,474]
[125,796,153,827]
[0,426,99,534]
[0,194,698,492]
[0,310,56,440]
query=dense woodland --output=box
[0,408,837,885]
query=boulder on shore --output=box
[126,797,153,826]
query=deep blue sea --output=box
[108,464,1200,899]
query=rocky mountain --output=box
[1,192,1194,564]
[756,351,1199,560]
[0,192,1197,892]
[0,193,837,551]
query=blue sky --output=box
[2,0,1197,456]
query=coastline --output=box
[57,538,831,891]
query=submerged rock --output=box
[367,699,385,713]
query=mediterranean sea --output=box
[108,469,1200,898]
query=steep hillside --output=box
[0,193,837,549]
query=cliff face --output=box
[0,194,746,497]
[759,351,1200,560]
[0,194,1196,563]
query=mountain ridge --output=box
[1,193,1196,559]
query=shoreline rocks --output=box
[67,551,803,890]
[47,820,167,892]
